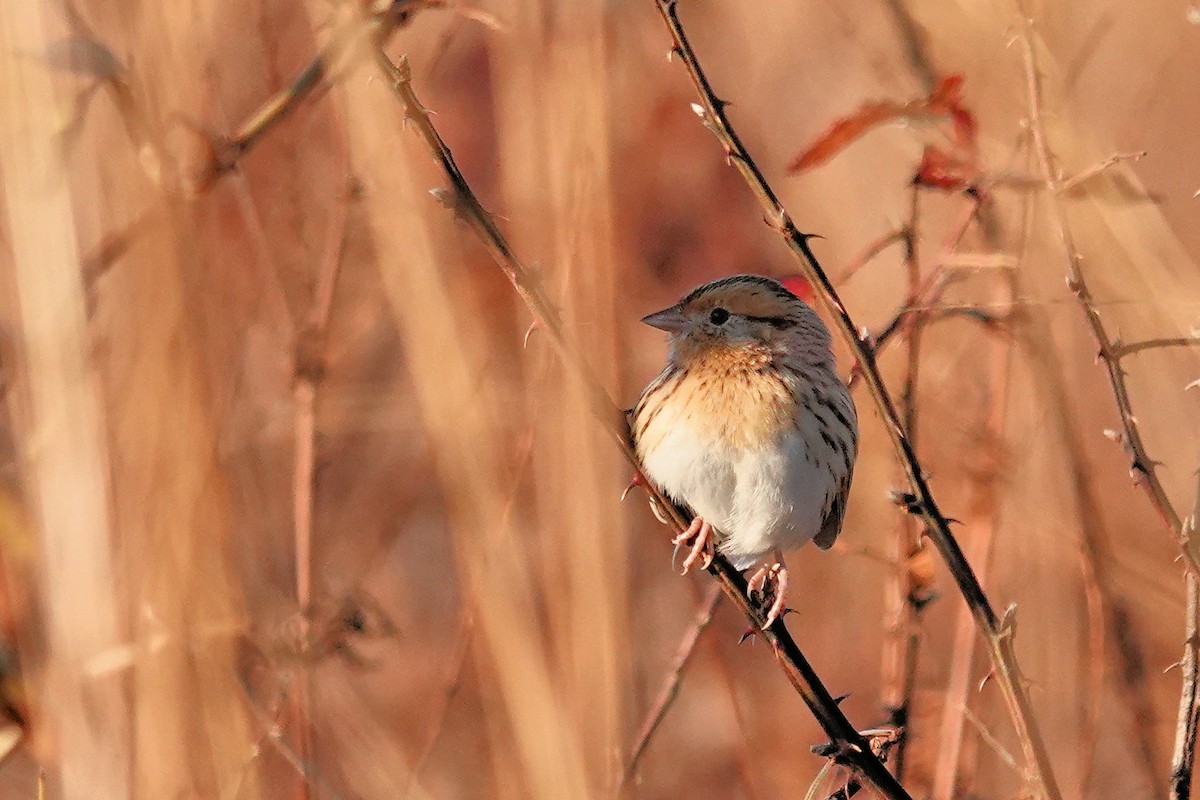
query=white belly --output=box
[641,421,831,570]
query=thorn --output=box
[738,627,759,645]
[1102,428,1123,442]
[833,692,851,705]
[978,669,995,692]
[689,102,706,119]
[429,186,455,208]
[766,207,789,233]
[998,603,1018,638]
[620,473,642,502]
[523,319,540,349]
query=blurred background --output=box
[1,0,1200,798]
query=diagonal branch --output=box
[373,42,913,800]
[650,3,1060,798]
[1112,337,1200,361]
[1016,15,1199,800]
[1173,476,1200,800]
[1018,20,1192,559]
[621,583,722,786]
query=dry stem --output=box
[882,185,928,780]
[621,583,722,785]
[1017,15,1199,799]
[376,43,912,800]
[651,3,1060,797]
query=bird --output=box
[631,274,857,627]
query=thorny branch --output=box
[1112,337,1200,361]
[78,0,456,277]
[374,42,913,800]
[1016,15,1200,800]
[882,185,927,780]
[651,3,1061,798]
[1017,21,1197,575]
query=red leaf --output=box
[926,75,978,150]
[786,101,909,173]
[787,73,979,179]
[780,275,813,303]
[914,146,971,191]
[927,75,964,106]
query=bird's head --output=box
[641,274,830,367]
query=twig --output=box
[1017,15,1199,799]
[931,266,1018,800]
[835,226,908,286]
[622,583,722,785]
[1058,150,1146,194]
[650,6,1059,795]
[881,185,928,779]
[804,759,837,800]
[1172,476,1200,800]
[859,269,958,363]
[376,44,913,800]
[77,1,445,271]
[1018,19,1195,572]
[963,706,1021,773]
[1112,337,1200,360]
[286,178,349,800]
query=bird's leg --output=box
[672,517,715,575]
[746,549,789,629]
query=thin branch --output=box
[1172,475,1200,800]
[963,707,1021,773]
[77,1,446,272]
[622,583,722,786]
[651,3,1060,798]
[804,759,837,800]
[1017,15,1199,799]
[1058,150,1146,194]
[1018,18,1191,561]
[932,267,1018,800]
[882,185,928,780]
[285,180,350,800]
[835,225,908,286]
[1112,337,1200,360]
[376,43,912,800]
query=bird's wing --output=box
[813,467,852,550]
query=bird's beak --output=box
[640,306,689,333]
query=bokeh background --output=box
[2,1,1200,798]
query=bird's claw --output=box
[672,517,715,575]
[746,556,789,629]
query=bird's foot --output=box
[746,552,789,629]
[672,517,715,575]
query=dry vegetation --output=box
[1,1,1200,798]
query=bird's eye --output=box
[709,307,730,325]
